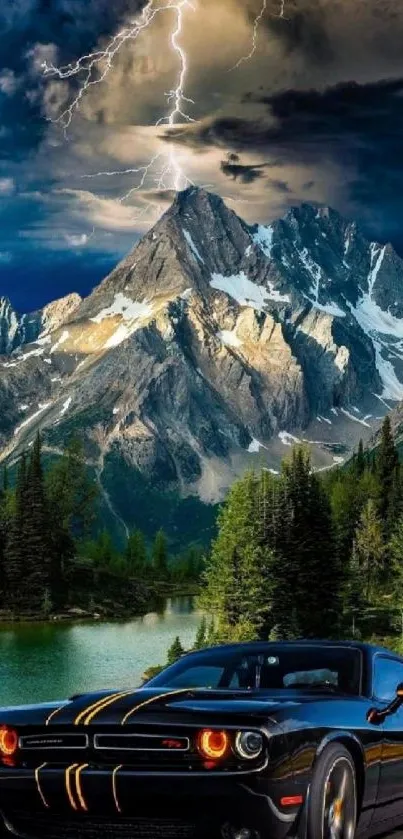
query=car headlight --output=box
[0,726,18,757]
[235,730,264,760]
[197,729,230,760]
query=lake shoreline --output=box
[0,596,201,707]
[0,585,200,628]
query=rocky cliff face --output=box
[1,189,403,542]
[0,293,81,355]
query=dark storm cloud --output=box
[4,0,403,311]
[166,76,403,248]
[263,3,335,66]
[165,118,274,152]
[267,178,291,194]
[0,0,148,158]
[260,78,403,243]
[220,153,268,184]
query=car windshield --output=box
[148,645,362,695]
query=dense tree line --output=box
[198,417,403,646]
[0,435,203,617]
[80,526,203,584]
[0,435,97,615]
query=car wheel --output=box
[307,743,357,839]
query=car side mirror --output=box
[367,682,403,725]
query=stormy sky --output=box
[1,0,403,310]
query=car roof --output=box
[181,639,402,660]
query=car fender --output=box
[314,730,368,816]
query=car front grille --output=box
[4,811,211,839]
[15,724,267,774]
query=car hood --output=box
[0,687,355,727]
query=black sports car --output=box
[2,639,403,839]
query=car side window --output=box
[373,657,403,702]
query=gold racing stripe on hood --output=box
[112,765,123,813]
[75,764,89,811]
[65,764,79,811]
[121,688,194,725]
[78,690,134,726]
[35,763,50,809]
[73,690,133,726]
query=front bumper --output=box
[0,767,301,839]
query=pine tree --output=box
[206,617,216,646]
[125,529,148,575]
[344,544,366,637]
[24,433,51,612]
[167,636,185,665]
[199,472,269,642]
[353,499,385,601]
[153,529,169,579]
[376,416,400,527]
[194,617,207,649]
[356,440,366,478]
[0,500,5,597]
[6,453,29,610]
[46,436,97,537]
[268,447,341,639]
[389,516,403,604]
[93,530,115,567]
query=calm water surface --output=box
[0,597,202,707]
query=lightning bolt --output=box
[276,0,287,18]
[230,0,288,71]
[43,0,289,232]
[230,0,267,71]
[43,0,196,224]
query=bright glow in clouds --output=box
[44,0,197,222]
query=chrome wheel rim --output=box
[323,759,355,839]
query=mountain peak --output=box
[166,185,232,226]
[3,189,403,541]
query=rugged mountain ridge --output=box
[1,188,403,543]
[0,293,82,355]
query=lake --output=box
[0,597,202,707]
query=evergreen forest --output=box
[196,416,403,651]
[2,416,403,658]
[0,435,203,618]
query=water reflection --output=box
[0,597,202,707]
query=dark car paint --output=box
[0,640,402,839]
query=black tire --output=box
[307,743,357,839]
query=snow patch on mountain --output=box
[211,271,289,309]
[211,272,268,310]
[340,408,371,428]
[104,320,144,349]
[279,431,302,446]
[252,225,274,258]
[183,229,204,264]
[50,329,70,354]
[300,250,346,317]
[218,329,242,348]
[91,293,152,325]
[0,298,19,353]
[89,292,154,349]
[347,244,403,400]
[14,402,52,436]
[60,396,72,417]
